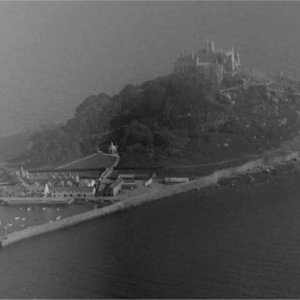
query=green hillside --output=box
[9,69,300,169]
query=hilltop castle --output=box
[174,40,240,83]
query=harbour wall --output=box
[1,150,299,249]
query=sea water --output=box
[0,170,299,298]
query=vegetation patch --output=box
[7,69,300,170]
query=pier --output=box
[0,197,74,206]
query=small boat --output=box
[21,217,26,221]
[14,217,20,221]
[27,207,31,212]
[55,216,62,221]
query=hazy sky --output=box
[0,1,299,137]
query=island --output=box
[0,40,300,247]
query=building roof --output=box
[51,186,94,193]
[98,183,106,191]
[109,178,124,189]
[100,178,113,185]
[25,186,45,192]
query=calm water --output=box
[0,204,95,235]
[0,171,300,298]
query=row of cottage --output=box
[0,170,157,200]
[49,178,125,199]
[0,178,125,199]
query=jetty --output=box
[0,197,74,206]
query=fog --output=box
[0,1,298,137]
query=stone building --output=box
[102,178,124,197]
[50,186,95,199]
[174,40,240,83]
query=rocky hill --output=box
[9,68,300,169]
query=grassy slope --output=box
[55,153,117,170]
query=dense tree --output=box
[10,72,300,168]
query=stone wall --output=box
[1,150,299,249]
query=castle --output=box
[174,40,240,83]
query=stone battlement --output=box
[174,40,240,83]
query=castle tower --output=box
[230,48,235,72]
[174,40,240,82]
[235,52,241,69]
[206,40,215,53]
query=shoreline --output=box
[1,149,299,249]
